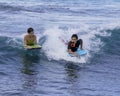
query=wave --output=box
[100,28,120,56]
[1,0,120,17]
[0,3,23,12]
[42,24,115,63]
[0,35,46,65]
[0,24,120,63]
[0,3,71,14]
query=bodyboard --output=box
[24,45,42,49]
[69,49,87,57]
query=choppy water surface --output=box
[0,0,120,96]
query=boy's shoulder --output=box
[24,34,29,38]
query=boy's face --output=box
[71,37,77,43]
[29,31,34,35]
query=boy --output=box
[24,27,38,48]
[68,34,83,57]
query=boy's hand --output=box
[26,45,32,49]
[73,52,78,57]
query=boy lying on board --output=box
[24,27,39,49]
[68,34,83,57]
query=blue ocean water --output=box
[0,0,120,96]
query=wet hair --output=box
[27,27,34,33]
[71,34,78,39]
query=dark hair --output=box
[71,34,78,39]
[27,27,34,33]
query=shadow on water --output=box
[19,36,46,75]
[20,50,41,91]
[65,62,82,82]
[21,50,41,75]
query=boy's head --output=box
[27,27,34,34]
[71,34,78,43]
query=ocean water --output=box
[0,0,120,96]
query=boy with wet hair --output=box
[24,27,38,47]
[68,34,83,57]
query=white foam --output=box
[41,22,119,63]
[42,26,88,63]
[1,21,119,63]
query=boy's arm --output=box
[68,42,78,57]
[24,36,27,46]
[34,35,37,45]
[68,49,78,57]
[68,42,74,53]
[79,39,83,49]
[68,49,73,54]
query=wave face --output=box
[0,0,120,62]
[0,0,120,96]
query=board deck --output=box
[69,49,87,57]
[24,45,42,49]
